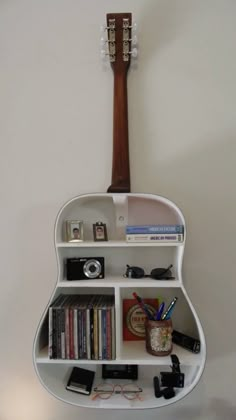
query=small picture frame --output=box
[66,220,83,242]
[93,222,108,241]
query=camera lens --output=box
[83,259,102,279]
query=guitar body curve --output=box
[33,192,206,409]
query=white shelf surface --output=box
[57,278,182,288]
[56,241,183,248]
[36,343,201,366]
[36,372,193,410]
[120,341,201,365]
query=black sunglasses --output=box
[124,264,175,280]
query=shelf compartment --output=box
[36,343,202,366]
[57,245,179,283]
[34,362,201,409]
[120,341,202,365]
[119,287,200,339]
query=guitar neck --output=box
[107,70,130,193]
[106,12,133,194]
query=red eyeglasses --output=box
[92,383,143,401]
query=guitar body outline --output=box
[33,191,206,409]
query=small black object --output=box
[162,387,175,399]
[66,257,104,280]
[102,364,138,380]
[124,264,175,280]
[150,264,174,280]
[160,372,185,388]
[153,376,162,398]
[172,330,200,353]
[66,367,95,395]
[171,354,181,373]
[125,265,145,279]
[160,354,185,388]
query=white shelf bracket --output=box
[112,195,128,240]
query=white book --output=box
[126,233,184,242]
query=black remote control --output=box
[172,330,200,353]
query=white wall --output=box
[1,0,236,419]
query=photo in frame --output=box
[66,220,84,242]
[93,222,108,241]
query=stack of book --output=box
[48,294,115,360]
[125,224,184,243]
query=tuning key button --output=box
[132,35,138,46]
[131,48,138,58]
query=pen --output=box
[165,306,175,320]
[161,297,178,320]
[154,302,165,320]
[132,292,154,320]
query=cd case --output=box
[66,367,95,395]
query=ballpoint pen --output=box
[165,306,175,320]
[161,297,178,320]
[154,302,165,320]
[132,292,154,320]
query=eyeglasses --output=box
[92,383,143,401]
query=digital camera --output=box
[66,257,105,280]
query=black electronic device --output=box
[172,329,200,353]
[66,257,105,280]
[153,376,176,400]
[66,367,95,395]
[160,371,185,388]
[162,387,175,399]
[102,364,138,380]
[160,354,185,388]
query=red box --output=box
[123,298,158,340]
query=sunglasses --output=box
[124,264,175,280]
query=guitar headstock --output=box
[101,13,137,73]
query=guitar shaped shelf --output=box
[33,13,206,409]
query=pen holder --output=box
[145,319,173,356]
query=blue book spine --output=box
[126,224,184,234]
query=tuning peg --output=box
[132,21,138,31]
[100,37,107,46]
[130,48,138,58]
[132,35,138,46]
[100,49,108,60]
[100,24,107,33]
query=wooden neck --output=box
[106,12,132,194]
[107,70,130,193]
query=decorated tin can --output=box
[145,319,173,356]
